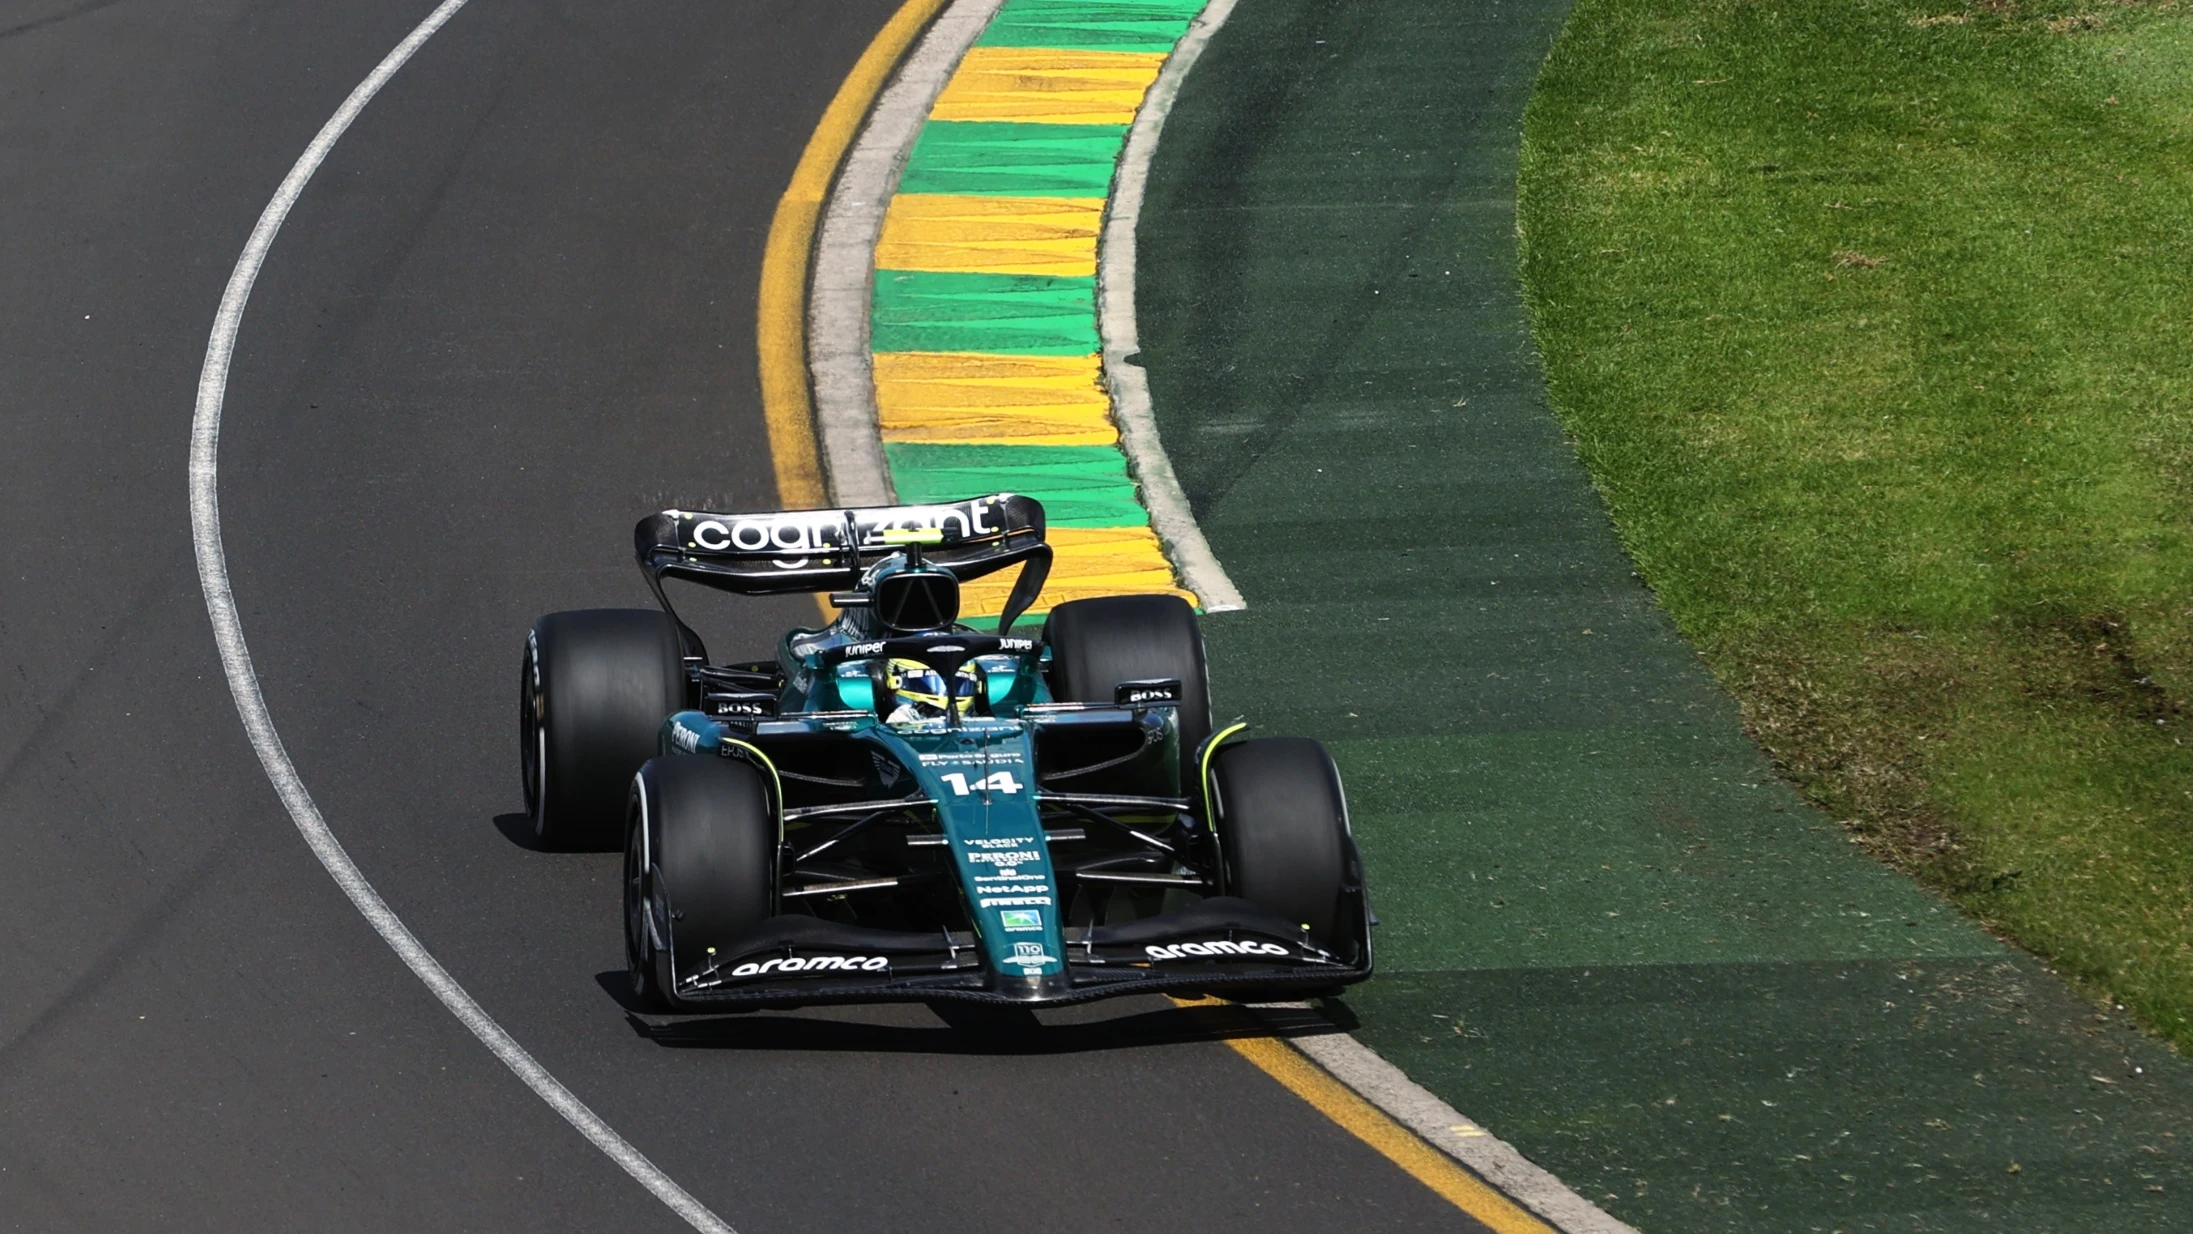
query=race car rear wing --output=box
[635,493,1053,631]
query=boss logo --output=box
[706,693,777,718]
[1115,678,1183,706]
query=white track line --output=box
[186,4,735,1231]
[809,0,1005,506]
[1098,0,1245,612]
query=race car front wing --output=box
[661,897,1371,1009]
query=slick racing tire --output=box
[1209,737,1350,945]
[626,755,777,1012]
[521,609,686,850]
[1043,593,1212,760]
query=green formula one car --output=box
[519,493,1371,1010]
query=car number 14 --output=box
[938,771,1023,796]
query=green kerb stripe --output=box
[898,122,1129,197]
[885,443,1150,528]
[974,0,1203,52]
[872,271,1098,356]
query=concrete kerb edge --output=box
[808,0,1007,508]
[1254,1004,1642,1234]
[1098,0,1246,612]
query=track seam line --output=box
[186,2,734,1229]
[810,0,1008,507]
[1098,0,1245,612]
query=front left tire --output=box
[626,755,778,1011]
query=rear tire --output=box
[626,756,778,1012]
[1043,594,1212,760]
[521,609,685,850]
[1209,737,1350,944]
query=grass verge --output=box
[1519,0,2193,1048]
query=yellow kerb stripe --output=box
[874,352,1116,446]
[876,195,1105,277]
[930,47,1168,126]
[1174,999,1558,1234]
[961,526,1195,617]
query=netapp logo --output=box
[728,955,890,980]
[1144,940,1291,961]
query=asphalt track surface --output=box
[0,2,1512,1231]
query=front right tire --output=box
[1208,736,1351,945]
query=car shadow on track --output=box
[495,811,624,854]
[595,971,1361,1055]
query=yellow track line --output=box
[756,0,949,511]
[1175,998,1557,1234]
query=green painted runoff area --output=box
[898,122,1129,198]
[1136,1,2193,1230]
[973,0,1203,52]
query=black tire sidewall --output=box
[1042,593,1212,762]
[631,755,777,1008]
[1210,737,1349,943]
[527,609,685,850]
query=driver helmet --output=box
[883,658,980,724]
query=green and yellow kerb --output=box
[872,0,1208,620]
